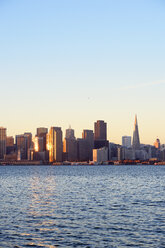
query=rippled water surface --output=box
[0,165,165,247]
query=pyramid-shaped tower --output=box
[132,115,140,150]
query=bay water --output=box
[0,165,165,247]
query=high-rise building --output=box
[37,127,48,137]
[24,132,32,150]
[16,134,28,160]
[6,136,15,155]
[66,127,75,139]
[63,138,78,161]
[132,115,140,150]
[94,120,107,140]
[0,127,6,160]
[48,127,63,162]
[33,136,44,152]
[77,138,89,161]
[122,136,131,148]
[82,130,94,160]
[63,127,77,161]
[6,136,14,147]
[36,128,48,151]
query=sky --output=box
[0,0,165,145]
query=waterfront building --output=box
[77,138,89,161]
[48,127,63,162]
[63,138,78,161]
[117,146,124,161]
[117,146,135,160]
[94,120,107,141]
[16,134,28,160]
[132,115,140,150]
[109,142,117,161]
[82,130,94,160]
[93,147,108,163]
[0,127,6,160]
[122,136,131,148]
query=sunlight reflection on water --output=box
[0,165,165,247]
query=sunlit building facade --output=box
[48,127,63,162]
[154,138,160,149]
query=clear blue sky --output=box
[0,0,165,144]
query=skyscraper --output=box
[0,127,6,160]
[48,127,63,162]
[122,136,131,148]
[66,126,75,140]
[16,134,28,160]
[37,127,48,137]
[82,130,94,160]
[24,132,32,150]
[94,120,107,140]
[132,115,140,150]
[94,120,109,151]
[63,127,77,161]
[63,138,78,162]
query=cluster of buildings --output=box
[0,116,165,164]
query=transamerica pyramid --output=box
[132,115,140,150]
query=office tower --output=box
[77,138,89,161]
[48,127,63,162]
[24,132,32,150]
[82,130,94,160]
[6,136,14,147]
[132,115,140,150]
[6,136,15,155]
[122,136,131,148]
[16,134,28,160]
[33,136,44,152]
[36,127,48,151]
[63,127,77,161]
[63,138,78,161]
[94,120,109,152]
[66,126,75,139]
[0,127,6,160]
[154,138,160,149]
[94,120,107,140]
[37,127,48,137]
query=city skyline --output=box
[0,115,163,146]
[1,1,165,144]
[1,116,165,163]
